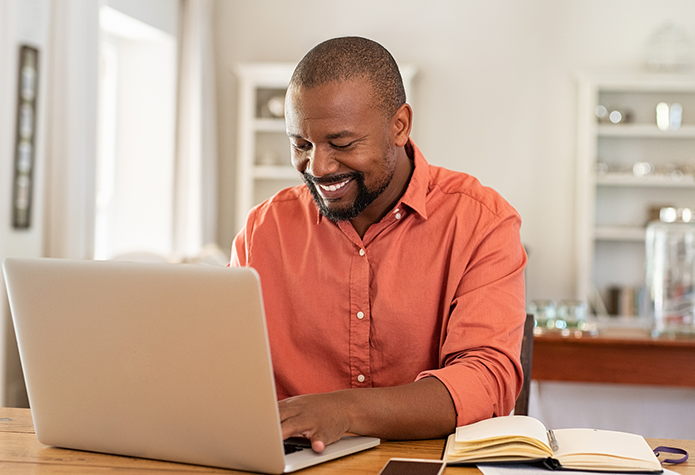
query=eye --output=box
[331,141,354,150]
[291,141,312,152]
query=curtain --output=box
[44,0,99,259]
[174,0,218,259]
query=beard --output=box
[302,169,392,222]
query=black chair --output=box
[513,313,535,416]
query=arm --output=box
[279,376,456,452]
[417,208,527,426]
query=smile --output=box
[319,179,351,192]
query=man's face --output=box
[284,79,398,222]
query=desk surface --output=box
[1,408,694,475]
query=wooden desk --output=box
[532,330,695,387]
[1,408,694,475]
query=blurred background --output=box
[2,0,695,436]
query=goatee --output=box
[302,171,389,222]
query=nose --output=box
[304,145,339,179]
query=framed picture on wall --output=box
[12,45,39,229]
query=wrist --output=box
[335,387,386,437]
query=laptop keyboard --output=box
[284,438,312,455]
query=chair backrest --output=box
[513,313,535,416]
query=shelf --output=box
[576,75,695,318]
[595,173,695,188]
[594,226,646,242]
[252,165,299,180]
[593,74,695,92]
[235,63,298,232]
[598,124,695,138]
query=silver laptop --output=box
[2,257,379,474]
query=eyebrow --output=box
[326,130,356,140]
[287,130,357,140]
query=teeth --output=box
[319,179,349,192]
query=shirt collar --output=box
[398,138,429,220]
[310,137,430,225]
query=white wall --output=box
[529,381,695,439]
[212,0,695,303]
[0,0,52,407]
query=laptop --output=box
[2,257,379,474]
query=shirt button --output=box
[357,374,365,383]
[357,311,364,319]
[395,213,402,220]
[359,249,365,256]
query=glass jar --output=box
[527,299,557,331]
[646,209,695,336]
[557,299,588,330]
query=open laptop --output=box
[2,257,379,474]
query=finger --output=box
[304,425,344,454]
[280,413,332,453]
[310,438,326,453]
[280,415,305,440]
[277,396,304,421]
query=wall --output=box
[212,0,695,303]
[0,0,52,407]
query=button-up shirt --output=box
[231,140,527,426]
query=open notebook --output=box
[444,415,662,473]
[2,257,379,474]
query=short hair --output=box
[289,37,406,119]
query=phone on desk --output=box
[378,458,446,475]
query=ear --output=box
[391,103,413,147]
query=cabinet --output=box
[234,63,297,233]
[233,63,416,232]
[575,74,695,318]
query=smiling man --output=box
[230,37,527,453]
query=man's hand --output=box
[278,377,456,453]
[279,392,352,453]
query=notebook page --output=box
[455,416,549,447]
[553,428,659,465]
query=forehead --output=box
[285,79,382,138]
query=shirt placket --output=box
[349,244,371,387]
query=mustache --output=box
[302,171,360,186]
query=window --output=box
[95,6,177,260]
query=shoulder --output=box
[426,163,518,220]
[253,184,308,212]
[244,184,315,231]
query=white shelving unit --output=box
[234,62,417,233]
[234,63,297,232]
[575,74,695,317]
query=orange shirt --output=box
[231,140,527,426]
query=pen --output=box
[547,430,559,452]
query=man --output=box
[231,37,526,453]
